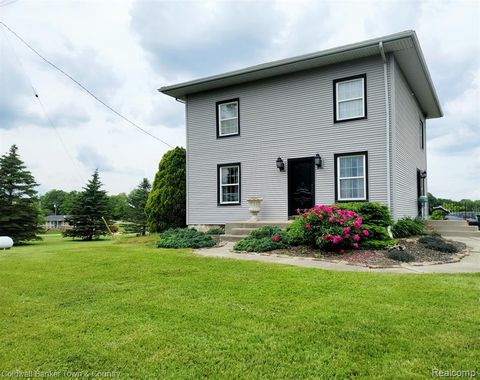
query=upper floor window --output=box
[334,74,367,122]
[216,99,239,137]
[419,120,425,149]
[335,152,368,201]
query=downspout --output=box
[379,41,392,211]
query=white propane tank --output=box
[0,237,14,249]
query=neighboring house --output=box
[44,215,70,231]
[159,30,442,227]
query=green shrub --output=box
[206,228,225,235]
[249,226,281,239]
[334,202,393,227]
[392,217,425,238]
[234,226,287,252]
[387,251,415,262]
[286,218,307,246]
[146,147,186,232]
[362,239,397,250]
[361,224,391,241]
[418,236,458,253]
[429,210,447,220]
[157,228,215,249]
[417,236,441,245]
[234,237,288,252]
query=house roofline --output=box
[159,30,442,119]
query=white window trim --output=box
[337,154,367,201]
[218,101,239,137]
[336,77,365,121]
[219,165,240,205]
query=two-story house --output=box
[159,30,442,229]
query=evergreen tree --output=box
[64,170,111,241]
[126,178,151,235]
[0,145,42,243]
[145,147,186,232]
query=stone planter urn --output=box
[246,197,263,221]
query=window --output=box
[419,120,425,149]
[334,75,367,122]
[335,152,368,201]
[218,163,241,205]
[216,99,239,137]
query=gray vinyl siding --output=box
[391,57,427,219]
[186,56,390,225]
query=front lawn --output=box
[0,236,478,378]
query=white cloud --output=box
[0,0,478,200]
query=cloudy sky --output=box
[0,0,479,200]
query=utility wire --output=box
[1,28,85,184]
[0,21,173,148]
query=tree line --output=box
[0,145,186,243]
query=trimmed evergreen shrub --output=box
[334,202,393,227]
[157,228,215,249]
[418,236,458,253]
[417,236,441,245]
[392,217,425,238]
[146,147,186,232]
[234,226,288,252]
[387,251,415,262]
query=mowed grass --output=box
[0,236,478,379]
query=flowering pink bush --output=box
[296,205,368,251]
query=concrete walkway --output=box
[194,235,480,274]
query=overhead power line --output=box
[1,27,85,184]
[0,20,173,148]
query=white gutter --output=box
[379,41,392,210]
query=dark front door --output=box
[288,158,315,217]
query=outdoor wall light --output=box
[420,170,427,178]
[315,154,323,168]
[276,157,285,171]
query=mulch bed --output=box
[258,237,468,268]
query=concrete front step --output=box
[230,227,256,236]
[427,220,479,238]
[222,220,292,242]
[428,220,468,226]
[432,225,478,232]
[220,234,247,242]
[225,221,291,234]
[436,231,480,238]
